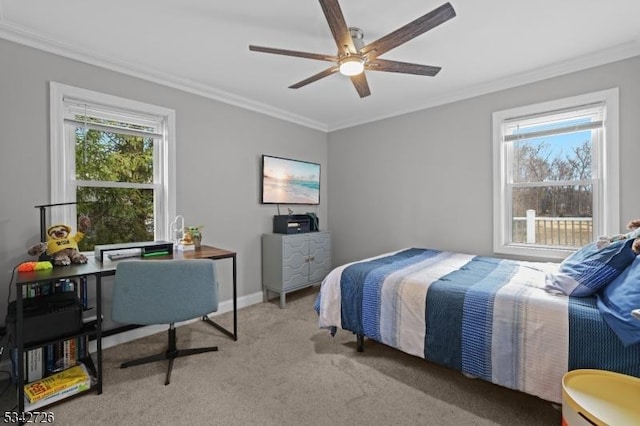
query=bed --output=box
[315,247,640,403]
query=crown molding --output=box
[0,20,329,133]
[329,40,640,131]
[1,16,638,134]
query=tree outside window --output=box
[74,124,155,251]
[50,82,175,253]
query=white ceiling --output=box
[1,0,639,132]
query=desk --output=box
[107,245,238,340]
[13,244,236,413]
[94,245,237,340]
[180,246,237,341]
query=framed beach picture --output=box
[261,155,320,205]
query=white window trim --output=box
[492,88,619,260]
[49,82,176,244]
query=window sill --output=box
[494,243,575,261]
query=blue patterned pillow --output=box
[597,256,640,346]
[546,238,636,297]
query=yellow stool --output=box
[562,369,640,425]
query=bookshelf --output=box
[12,262,103,416]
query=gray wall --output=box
[2,35,639,327]
[0,38,328,326]
[327,56,640,266]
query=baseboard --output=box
[0,291,265,376]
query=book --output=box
[80,275,88,309]
[45,344,55,375]
[27,348,44,382]
[25,379,91,411]
[9,348,44,384]
[41,337,86,376]
[24,363,91,403]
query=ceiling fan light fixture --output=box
[248,1,456,97]
[339,56,364,76]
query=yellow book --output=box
[24,363,91,403]
[25,380,90,411]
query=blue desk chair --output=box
[112,259,219,385]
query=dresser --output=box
[262,231,331,308]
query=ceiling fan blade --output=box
[350,73,371,98]
[318,0,356,55]
[361,2,455,59]
[367,59,441,76]
[289,66,340,89]
[249,45,338,62]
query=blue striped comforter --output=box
[316,248,640,403]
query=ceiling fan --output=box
[249,0,456,98]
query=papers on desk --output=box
[176,243,195,251]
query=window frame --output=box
[49,82,176,251]
[492,88,619,260]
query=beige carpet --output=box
[3,287,561,425]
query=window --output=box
[50,82,176,252]
[493,89,619,260]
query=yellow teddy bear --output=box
[27,215,91,266]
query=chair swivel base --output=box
[120,323,218,385]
